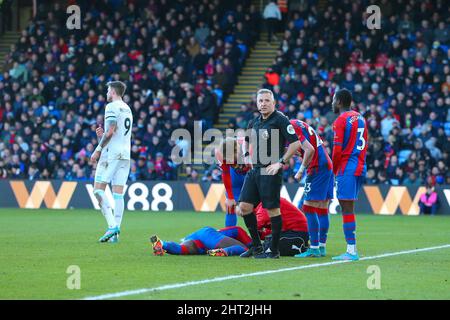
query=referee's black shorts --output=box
[238,168,282,209]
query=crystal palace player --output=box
[150,226,252,256]
[150,197,309,257]
[215,137,250,226]
[255,197,309,256]
[331,88,368,261]
[289,119,333,258]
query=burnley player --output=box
[91,81,133,243]
[290,119,333,258]
[331,88,368,261]
[215,137,250,226]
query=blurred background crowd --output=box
[230,0,450,187]
[0,0,448,188]
[0,0,259,181]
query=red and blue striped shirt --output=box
[332,110,368,176]
[290,119,332,175]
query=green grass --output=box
[0,209,449,300]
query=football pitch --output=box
[1,209,449,300]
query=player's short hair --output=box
[107,81,127,97]
[220,137,239,161]
[256,88,275,101]
[335,88,352,108]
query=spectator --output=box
[1,0,449,186]
[0,0,258,181]
[249,0,450,185]
[154,152,172,180]
[185,166,199,182]
[419,185,439,215]
[366,169,378,185]
[264,67,280,86]
[403,172,422,186]
[263,1,281,43]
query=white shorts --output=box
[95,159,130,186]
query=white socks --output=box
[95,190,117,229]
[113,193,124,228]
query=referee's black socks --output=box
[270,215,282,254]
[243,213,262,249]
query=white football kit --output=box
[95,100,133,185]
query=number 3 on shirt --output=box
[356,128,365,151]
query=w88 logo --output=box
[127,183,173,211]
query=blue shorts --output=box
[185,227,224,250]
[226,167,246,201]
[303,169,334,201]
[336,175,365,201]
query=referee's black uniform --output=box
[239,110,298,257]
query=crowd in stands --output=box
[0,0,449,189]
[235,0,449,187]
[0,0,260,181]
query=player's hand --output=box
[243,155,253,169]
[294,169,304,180]
[266,162,282,175]
[225,198,236,212]
[235,205,243,217]
[96,127,104,138]
[90,150,101,164]
[294,164,306,180]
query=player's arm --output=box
[91,107,118,163]
[294,138,314,180]
[215,147,236,210]
[332,118,344,175]
[222,164,236,210]
[266,117,301,175]
[218,226,252,246]
[98,119,117,148]
[291,125,314,179]
[255,205,271,240]
[96,127,104,141]
[221,165,234,200]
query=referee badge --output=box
[261,129,269,140]
[287,124,295,135]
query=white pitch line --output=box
[83,244,450,300]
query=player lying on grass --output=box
[150,197,309,257]
[215,136,251,227]
[150,226,252,256]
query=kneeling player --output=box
[290,119,333,258]
[254,197,309,256]
[150,226,252,257]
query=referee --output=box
[236,89,301,258]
